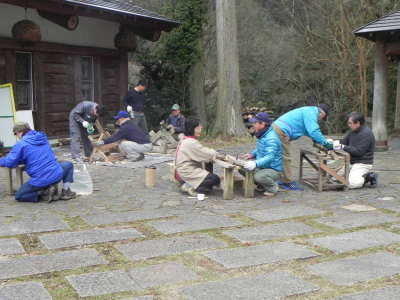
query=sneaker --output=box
[279,181,304,191]
[180,183,197,196]
[39,187,51,202]
[60,188,77,200]
[47,184,59,203]
[364,172,378,188]
[129,153,145,162]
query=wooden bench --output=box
[299,149,350,192]
[2,165,25,195]
[213,159,255,200]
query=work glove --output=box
[82,121,89,128]
[86,123,95,135]
[334,143,344,151]
[127,105,133,112]
[324,142,333,150]
[244,160,257,171]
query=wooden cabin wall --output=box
[0,39,128,138]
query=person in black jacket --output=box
[95,111,152,161]
[123,80,148,133]
[335,112,377,188]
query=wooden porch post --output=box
[395,60,400,130]
[372,41,389,151]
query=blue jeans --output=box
[14,162,74,202]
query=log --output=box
[38,10,79,31]
[114,27,137,51]
[12,20,41,42]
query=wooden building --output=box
[0,0,179,137]
[354,10,400,151]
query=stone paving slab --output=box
[67,270,140,297]
[128,262,200,289]
[182,271,319,300]
[0,282,52,300]
[148,214,243,234]
[39,228,144,249]
[244,205,325,222]
[307,252,400,286]
[331,286,400,299]
[0,238,25,255]
[116,234,227,261]
[81,209,178,226]
[223,221,322,243]
[0,216,70,237]
[203,242,319,268]
[308,229,400,253]
[0,248,107,280]
[122,297,154,300]
[315,212,399,229]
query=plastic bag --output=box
[70,163,93,195]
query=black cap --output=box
[318,104,330,120]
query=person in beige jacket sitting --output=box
[175,118,220,196]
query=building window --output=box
[81,56,94,101]
[15,52,33,110]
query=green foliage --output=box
[133,0,207,129]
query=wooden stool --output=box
[299,149,350,192]
[3,165,25,195]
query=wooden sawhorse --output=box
[299,149,350,192]
[2,165,25,195]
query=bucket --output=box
[145,166,156,187]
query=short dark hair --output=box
[137,79,147,87]
[348,112,365,125]
[96,104,106,117]
[184,117,200,136]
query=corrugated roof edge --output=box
[353,10,399,36]
[65,0,180,26]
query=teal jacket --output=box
[251,127,282,172]
[273,106,329,146]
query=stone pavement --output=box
[0,138,400,299]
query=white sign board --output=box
[16,110,34,130]
[0,83,17,147]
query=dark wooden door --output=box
[100,56,122,118]
[36,52,75,137]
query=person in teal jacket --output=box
[243,112,282,197]
[272,104,332,190]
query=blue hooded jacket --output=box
[251,127,283,172]
[273,106,329,146]
[0,131,63,187]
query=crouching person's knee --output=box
[348,176,365,189]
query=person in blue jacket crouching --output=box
[242,112,283,197]
[0,122,76,202]
[272,104,333,191]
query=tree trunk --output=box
[395,60,400,130]
[212,0,247,136]
[372,41,388,151]
[189,61,207,125]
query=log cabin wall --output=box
[0,38,128,138]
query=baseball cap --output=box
[249,112,271,124]
[13,122,31,134]
[113,111,130,120]
[318,104,330,120]
[171,104,180,111]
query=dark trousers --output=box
[132,112,148,133]
[70,119,93,159]
[196,173,220,194]
[14,162,74,202]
